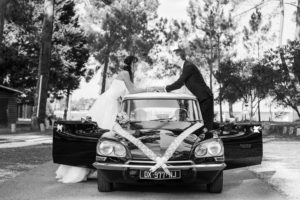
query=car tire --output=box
[97,170,113,192]
[207,171,223,193]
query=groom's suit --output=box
[166,60,214,129]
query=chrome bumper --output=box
[93,160,226,171]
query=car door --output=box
[52,121,108,168]
[220,123,263,169]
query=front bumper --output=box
[93,159,226,184]
[93,160,226,171]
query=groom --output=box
[160,48,214,130]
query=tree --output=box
[243,9,274,59]
[279,0,284,46]
[294,0,300,82]
[32,0,55,129]
[49,0,90,120]
[296,0,300,41]
[146,18,191,80]
[79,0,159,93]
[263,40,300,118]
[242,9,275,120]
[0,0,43,101]
[187,0,234,92]
[187,0,237,122]
[0,0,8,43]
[250,62,276,121]
[215,59,241,118]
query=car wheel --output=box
[97,170,113,192]
[207,171,223,193]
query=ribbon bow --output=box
[113,122,203,175]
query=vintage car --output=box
[53,92,262,193]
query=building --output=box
[0,85,24,130]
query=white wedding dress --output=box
[56,79,128,183]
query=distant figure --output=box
[45,95,55,129]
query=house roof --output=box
[0,85,24,94]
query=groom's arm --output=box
[165,64,193,92]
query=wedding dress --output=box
[55,79,128,183]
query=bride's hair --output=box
[123,55,138,82]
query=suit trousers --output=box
[198,96,214,130]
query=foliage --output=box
[49,0,90,97]
[147,18,190,79]
[187,0,236,89]
[0,0,43,103]
[262,40,300,117]
[1,0,90,104]
[216,58,275,120]
[77,0,159,93]
[215,59,241,104]
[242,9,275,58]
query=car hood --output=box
[103,124,201,160]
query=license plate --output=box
[139,170,181,180]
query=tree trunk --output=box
[294,0,300,82]
[217,35,222,122]
[219,88,223,122]
[0,0,7,66]
[208,12,214,91]
[32,0,55,130]
[293,105,300,119]
[63,89,70,120]
[209,34,213,91]
[278,0,284,46]
[258,100,261,122]
[101,52,110,94]
[229,102,234,118]
[269,101,272,121]
[0,0,7,43]
[257,41,260,59]
[296,0,300,41]
[250,95,253,122]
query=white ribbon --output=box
[113,122,203,175]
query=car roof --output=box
[123,92,197,100]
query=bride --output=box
[55,55,149,183]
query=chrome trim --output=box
[123,92,197,100]
[219,131,245,139]
[127,160,193,164]
[93,160,226,171]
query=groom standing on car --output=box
[160,48,214,130]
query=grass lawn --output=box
[0,144,52,184]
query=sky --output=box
[157,0,189,20]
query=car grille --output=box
[126,160,194,166]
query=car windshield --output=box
[122,99,202,122]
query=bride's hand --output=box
[147,87,165,92]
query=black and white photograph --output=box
[0,0,299,199]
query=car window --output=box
[122,99,201,122]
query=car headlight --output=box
[194,139,223,158]
[97,140,127,157]
[194,145,207,157]
[207,141,222,155]
[114,143,127,157]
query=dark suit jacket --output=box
[166,61,212,102]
